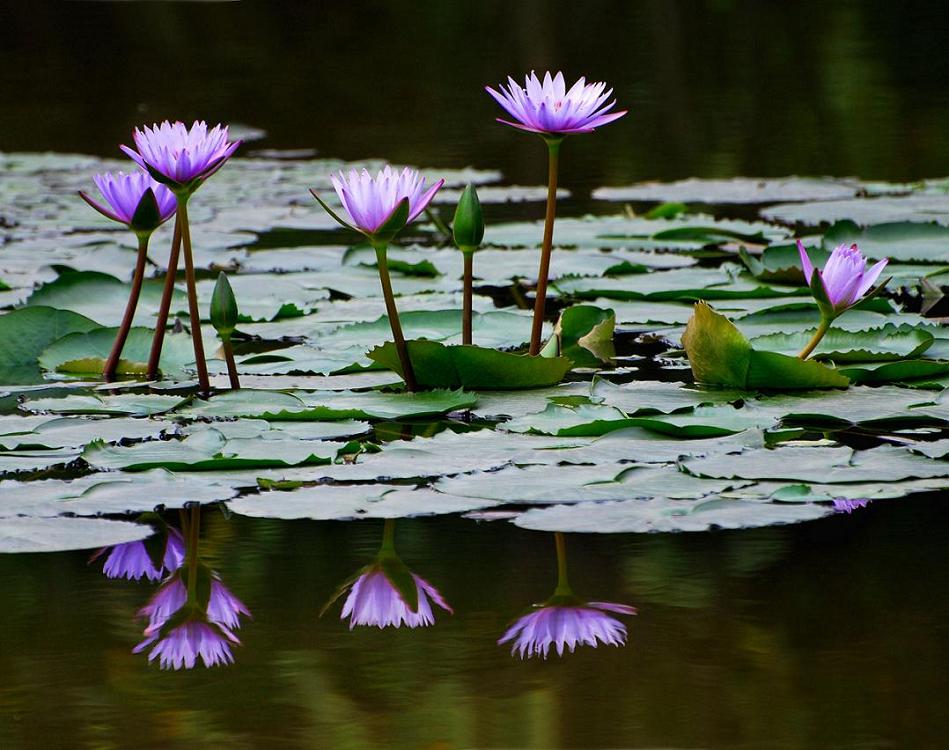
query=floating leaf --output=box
[0,516,152,554]
[0,306,100,384]
[368,340,572,390]
[750,325,934,362]
[682,302,850,390]
[38,327,197,379]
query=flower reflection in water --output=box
[130,505,250,670]
[92,515,184,581]
[499,532,636,659]
[834,498,871,514]
[329,519,452,630]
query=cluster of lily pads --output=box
[0,71,947,668]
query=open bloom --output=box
[121,120,241,190]
[95,527,185,582]
[330,166,444,235]
[79,171,176,230]
[341,569,453,629]
[499,600,637,659]
[486,71,627,136]
[139,572,250,631]
[798,240,888,315]
[833,498,871,514]
[134,618,239,670]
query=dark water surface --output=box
[2,499,949,749]
[4,1,949,187]
[3,2,949,748]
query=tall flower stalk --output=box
[796,240,889,359]
[311,166,444,392]
[79,172,176,381]
[487,71,626,355]
[121,121,241,393]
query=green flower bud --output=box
[452,183,484,252]
[210,272,239,338]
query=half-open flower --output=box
[94,526,185,582]
[139,568,250,632]
[79,171,176,235]
[798,240,889,317]
[339,567,453,629]
[316,166,444,241]
[486,71,627,136]
[134,615,240,670]
[120,120,241,193]
[498,599,637,659]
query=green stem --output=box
[553,531,571,596]
[177,199,211,396]
[798,317,832,359]
[380,518,397,556]
[104,233,150,382]
[147,216,182,380]
[462,251,474,345]
[222,336,241,389]
[529,138,562,356]
[374,244,417,391]
[185,504,201,601]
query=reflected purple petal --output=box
[340,570,452,629]
[499,601,636,659]
[134,620,239,670]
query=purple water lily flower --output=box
[798,240,888,315]
[833,498,871,514]
[120,120,241,190]
[499,601,637,659]
[341,569,453,629]
[139,573,250,631]
[486,70,627,136]
[134,619,240,670]
[96,527,185,582]
[330,166,444,235]
[79,171,176,229]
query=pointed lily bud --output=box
[452,183,485,252]
[210,272,238,338]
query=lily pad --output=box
[81,426,338,472]
[367,340,572,390]
[38,327,197,379]
[0,516,152,554]
[682,302,850,390]
[749,325,934,362]
[0,306,100,385]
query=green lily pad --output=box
[81,426,338,472]
[822,221,949,264]
[38,327,197,379]
[0,516,152,554]
[179,387,477,420]
[539,305,616,367]
[0,306,100,385]
[682,302,850,390]
[21,393,187,416]
[750,325,934,362]
[367,340,572,390]
[26,270,188,327]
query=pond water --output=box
[2,3,949,750]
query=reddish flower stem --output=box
[375,246,417,392]
[529,139,562,355]
[177,199,211,396]
[103,233,150,382]
[147,217,182,380]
